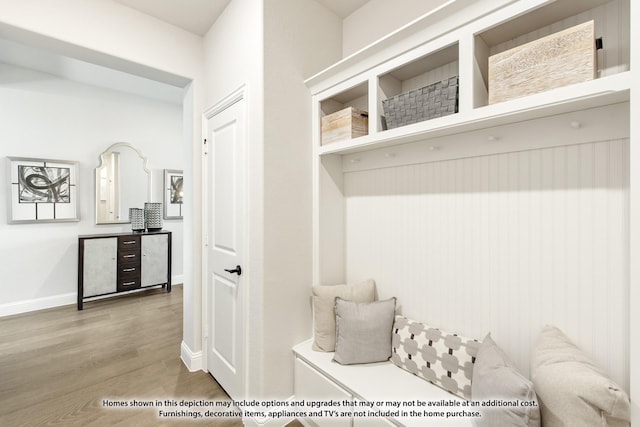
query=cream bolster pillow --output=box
[530,325,630,427]
[390,315,480,400]
[311,279,376,352]
[333,297,396,365]
[471,333,540,427]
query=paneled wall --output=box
[344,139,629,390]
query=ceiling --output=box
[112,0,369,36]
[0,0,370,104]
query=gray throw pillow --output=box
[311,279,376,352]
[333,297,396,365]
[472,333,540,427]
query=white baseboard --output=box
[181,340,203,372]
[0,278,184,318]
[0,292,76,317]
[241,397,295,427]
[172,274,184,285]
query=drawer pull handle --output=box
[123,254,136,258]
[123,281,136,286]
[123,268,136,272]
[123,241,137,245]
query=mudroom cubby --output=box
[377,43,459,132]
[472,0,630,108]
[320,81,368,117]
[319,81,369,145]
[309,0,631,157]
[305,0,632,412]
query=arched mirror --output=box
[95,142,151,224]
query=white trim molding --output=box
[180,340,204,372]
[0,292,76,317]
[203,84,246,119]
[240,396,295,427]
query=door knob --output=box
[224,265,242,276]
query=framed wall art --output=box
[7,157,80,223]
[163,169,183,220]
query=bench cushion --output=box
[391,315,480,400]
[293,339,474,426]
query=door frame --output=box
[201,84,249,398]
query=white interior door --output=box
[204,93,246,401]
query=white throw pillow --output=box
[531,325,630,427]
[311,279,375,352]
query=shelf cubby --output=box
[473,0,629,108]
[319,81,368,116]
[318,81,369,146]
[377,43,459,132]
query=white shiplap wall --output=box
[344,139,629,390]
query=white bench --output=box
[293,339,475,427]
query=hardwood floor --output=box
[0,286,243,426]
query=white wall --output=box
[629,0,639,421]
[203,0,342,402]
[344,139,630,391]
[342,0,448,57]
[263,0,342,399]
[0,62,183,314]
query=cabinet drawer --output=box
[118,277,141,292]
[118,235,140,249]
[118,248,141,265]
[295,358,351,427]
[118,266,140,281]
[118,263,141,292]
[118,235,141,268]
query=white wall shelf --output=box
[319,71,629,157]
[312,0,629,160]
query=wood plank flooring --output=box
[0,286,243,426]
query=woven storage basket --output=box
[382,76,458,129]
